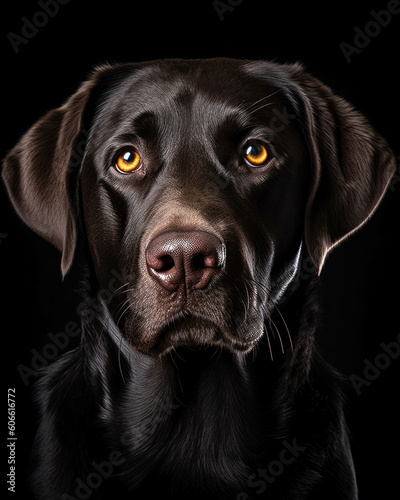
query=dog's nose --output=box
[145,231,225,291]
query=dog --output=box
[2,58,396,499]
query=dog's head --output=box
[3,59,395,356]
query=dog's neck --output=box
[79,270,318,493]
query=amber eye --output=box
[115,150,141,173]
[244,142,269,167]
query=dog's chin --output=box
[126,312,262,357]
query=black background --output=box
[1,1,399,498]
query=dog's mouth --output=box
[126,309,262,357]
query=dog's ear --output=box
[2,65,112,278]
[289,66,396,274]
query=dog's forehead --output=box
[97,59,292,124]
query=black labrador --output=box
[3,58,395,499]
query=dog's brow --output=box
[244,90,281,116]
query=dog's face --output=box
[3,59,395,356]
[81,59,309,355]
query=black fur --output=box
[2,59,396,499]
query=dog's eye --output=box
[115,150,141,173]
[243,142,269,167]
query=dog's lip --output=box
[156,311,220,344]
[152,310,260,355]
[222,332,261,353]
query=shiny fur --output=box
[2,59,395,499]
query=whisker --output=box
[241,275,294,357]
[118,334,127,384]
[265,325,273,362]
[111,281,131,297]
[247,101,276,116]
[112,287,137,326]
[115,298,132,326]
[170,346,189,364]
[245,94,273,111]
[242,279,252,323]
[222,274,252,325]
[209,345,223,362]
[169,348,180,368]
[275,305,293,352]
[270,319,284,355]
[244,90,281,115]
[241,276,272,321]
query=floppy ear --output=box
[289,66,396,274]
[2,65,111,278]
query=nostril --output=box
[161,255,175,271]
[145,246,175,272]
[146,231,225,291]
[152,254,175,272]
[192,251,219,270]
[192,253,209,269]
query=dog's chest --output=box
[115,352,267,492]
